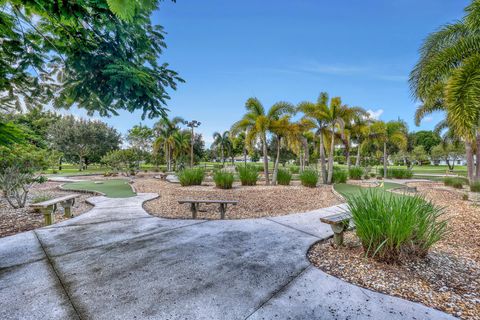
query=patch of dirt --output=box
[308,182,480,320]
[134,178,342,219]
[0,181,93,238]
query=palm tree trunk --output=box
[466,141,474,182]
[355,144,361,167]
[272,136,281,185]
[346,141,351,171]
[262,135,270,185]
[476,132,480,180]
[221,146,225,166]
[319,134,327,184]
[327,128,335,184]
[243,146,247,164]
[383,142,388,178]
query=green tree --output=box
[368,120,408,178]
[410,131,442,154]
[212,131,232,165]
[1,0,182,120]
[409,0,480,181]
[153,117,185,171]
[232,98,295,185]
[48,116,121,170]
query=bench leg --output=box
[41,205,56,226]
[331,223,346,246]
[190,203,198,219]
[219,204,226,219]
[60,199,75,218]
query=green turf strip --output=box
[62,179,136,198]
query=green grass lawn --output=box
[62,179,136,198]
[334,182,405,198]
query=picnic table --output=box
[178,199,238,219]
[30,194,81,225]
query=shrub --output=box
[386,168,413,179]
[289,166,300,174]
[348,190,448,263]
[277,169,292,185]
[299,169,318,187]
[213,170,234,189]
[177,168,205,186]
[237,165,258,186]
[444,177,467,189]
[370,172,376,178]
[348,167,364,180]
[462,193,469,201]
[470,181,480,192]
[333,167,348,183]
[101,148,141,176]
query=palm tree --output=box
[212,131,231,165]
[153,117,184,171]
[232,98,295,185]
[341,107,369,170]
[368,120,408,178]
[298,93,331,184]
[270,115,296,184]
[409,0,480,181]
[172,130,191,170]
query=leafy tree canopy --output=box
[0,0,182,119]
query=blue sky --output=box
[69,0,470,145]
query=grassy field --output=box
[62,179,136,198]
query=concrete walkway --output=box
[0,193,455,320]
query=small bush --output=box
[289,166,300,174]
[299,169,318,187]
[333,167,348,183]
[462,193,469,201]
[470,180,480,192]
[348,167,364,180]
[237,165,258,186]
[370,172,376,178]
[177,168,205,186]
[444,177,467,189]
[348,190,448,263]
[386,168,413,179]
[277,169,292,185]
[213,170,234,189]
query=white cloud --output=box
[367,109,384,120]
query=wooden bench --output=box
[178,199,238,219]
[30,194,81,226]
[320,211,352,246]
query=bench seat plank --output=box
[30,194,80,208]
[320,212,352,225]
[178,199,238,205]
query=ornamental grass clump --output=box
[443,177,467,189]
[213,170,234,189]
[386,168,413,179]
[177,168,205,186]
[348,167,364,180]
[277,168,292,185]
[333,167,348,183]
[470,180,480,192]
[237,165,258,186]
[347,190,448,263]
[299,169,318,187]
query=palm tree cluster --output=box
[230,93,408,185]
[410,0,480,182]
[152,117,191,171]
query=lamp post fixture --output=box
[184,120,201,167]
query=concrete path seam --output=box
[32,230,83,320]
[265,218,324,239]
[46,216,156,229]
[0,257,47,272]
[243,264,313,320]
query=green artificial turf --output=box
[334,182,405,199]
[62,179,136,198]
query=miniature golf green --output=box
[334,182,405,198]
[62,179,136,198]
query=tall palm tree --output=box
[298,93,331,184]
[409,0,480,181]
[270,115,296,184]
[231,98,295,185]
[212,131,231,165]
[153,117,184,171]
[172,130,191,170]
[368,120,408,178]
[341,107,369,170]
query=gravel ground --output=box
[309,181,480,320]
[134,178,343,219]
[0,181,93,238]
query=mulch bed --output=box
[0,181,92,238]
[308,182,480,320]
[134,178,343,219]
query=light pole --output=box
[184,120,201,167]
